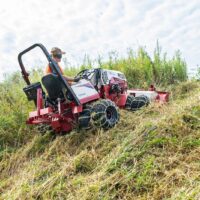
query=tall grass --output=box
[112,45,186,87]
[1,44,197,200]
[63,44,187,88]
[0,79,199,199]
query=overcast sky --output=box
[0,0,200,80]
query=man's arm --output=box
[63,76,74,81]
[63,75,80,82]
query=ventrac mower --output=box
[18,43,169,133]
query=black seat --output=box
[42,74,64,101]
[23,82,43,105]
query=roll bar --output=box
[18,43,81,105]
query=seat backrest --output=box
[88,69,100,89]
[42,74,64,100]
[90,73,97,86]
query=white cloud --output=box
[0,0,200,81]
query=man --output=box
[45,47,79,82]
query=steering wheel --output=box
[74,69,94,80]
[74,69,88,80]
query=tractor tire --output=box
[37,124,53,134]
[91,99,119,129]
[134,95,150,108]
[78,104,93,129]
[125,95,149,111]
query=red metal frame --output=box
[26,75,169,133]
[27,88,83,133]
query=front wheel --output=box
[125,95,149,111]
[91,99,119,129]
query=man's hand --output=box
[74,77,81,82]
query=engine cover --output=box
[71,79,100,104]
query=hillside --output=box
[0,79,199,199]
[0,46,199,199]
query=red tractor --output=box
[18,44,169,133]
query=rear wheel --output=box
[78,104,93,129]
[91,99,119,129]
[37,124,53,134]
[125,95,149,111]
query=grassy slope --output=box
[0,81,199,200]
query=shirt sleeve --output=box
[45,64,64,75]
[45,65,52,74]
[58,64,64,74]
